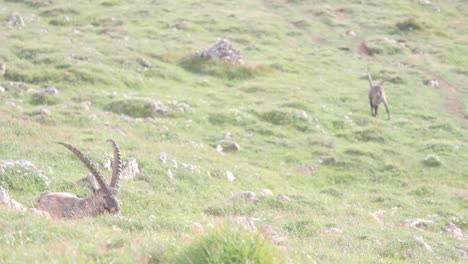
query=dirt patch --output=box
[422,70,468,125]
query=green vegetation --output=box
[176,227,280,264]
[0,0,467,263]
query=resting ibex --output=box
[367,72,390,119]
[38,139,122,218]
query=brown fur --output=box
[367,72,390,119]
[38,139,122,219]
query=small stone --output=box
[171,160,178,168]
[121,158,140,180]
[0,63,6,76]
[136,57,152,68]
[216,144,223,152]
[8,14,25,28]
[425,79,439,88]
[447,222,465,240]
[400,218,433,232]
[193,38,244,64]
[167,169,173,179]
[413,236,433,252]
[346,30,357,37]
[159,153,168,163]
[102,158,112,171]
[81,101,92,110]
[343,115,352,123]
[262,225,286,243]
[258,189,274,197]
[452,145,460,151]
[230,216,257,232]
[223,142,241,152]
[39,108,51,116]
[226,170,235,182]
[229,191,257,203]
[192,222,204,232]
[0,86,5,93]
[277,194,291,202]
[28,208,51,218]
[0,186,26,212]
[326,227,343,233]
[42,87,58,95]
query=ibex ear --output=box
[107,139,122,192]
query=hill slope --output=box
[0,0,467,262]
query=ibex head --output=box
[38,139,123,218]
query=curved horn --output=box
[379,78,386,86]
[59,142,110,194]
[107,139,122,190]
[367,72,374,88]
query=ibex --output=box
[367,72,390,119]
[38,139,122,219]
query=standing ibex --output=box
[38,139,122,218]
[367,72,390,119]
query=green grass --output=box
[0,0,467,263]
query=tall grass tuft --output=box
[175,227,281,264]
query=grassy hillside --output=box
[0,0,467,262]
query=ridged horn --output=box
[59,142,110,194]
[367,72,374,88]
[106,139,122,190]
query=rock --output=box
[368,210,387,225]
[258,189,274,197]
[447,222,466,240]
[277,194,291,202]
[293,166,315,176]
[226,170,235,182]
[413,236,433,252]
[81,101,92,110]
[0,63,6,76]
[28,208,51,218]
[180,163,197,172]
[230,216,257,232]
[38,108,51,116]
[0,186,26,212]
[136,57,152,68]
[326,227,343,233]
[346,30,357,37]
[262,225,286,243]
[0,160,50,185]
[343,115,352,123]
[400,218,433,232]
[8,14,25,28]
[216,144,223,152]
[102,155,112,171]
[78,173,99,193]
[229,191,257,203]
[0,86,6,93]
[159,153,168,164]
[193,38,244,64]
[42,87,58,95]
[121,158,140,180]
[425,79,439,88]
[222,142,241,152]
[192,222,204,232]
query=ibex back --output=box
[38,139,122,218]
[367,72,390,119]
